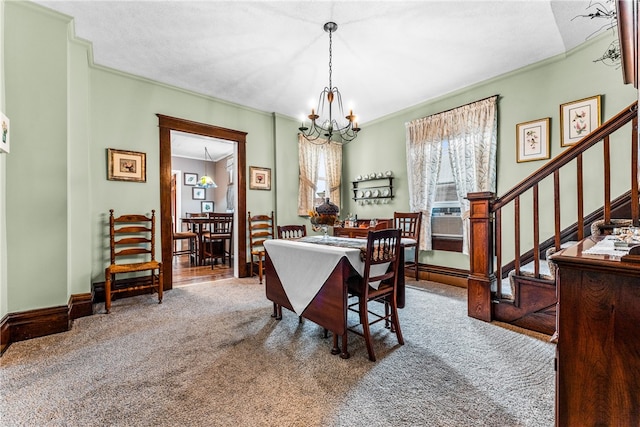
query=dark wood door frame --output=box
[158,114,248,289]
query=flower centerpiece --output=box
[309,192,339,238]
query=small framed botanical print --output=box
[192,187,205,200]
[201,201,214,213]
[249,166,271,190]
[516,118,550,163]
[184,172,198,186]
[560,95,601,146]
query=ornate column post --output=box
[467,191,495,322]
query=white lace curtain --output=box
[405,96,498,254]
[297,134,342,215]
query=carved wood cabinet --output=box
[552,237,640,426]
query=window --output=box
[432,141,463,238]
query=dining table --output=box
[263,235,405,358]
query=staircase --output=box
[467,101,638,335]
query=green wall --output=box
[343,34,637,269]
[1,1,637,319]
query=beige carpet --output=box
[0,278,555,426]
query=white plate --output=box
[372,189,380,197]
[357,190,364,198]
[364,190,372,198]
[382,188,390,197]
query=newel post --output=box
[467,191,496,322]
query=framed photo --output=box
[201,201,214,213]
[249,166,271,190]
[184,172,198,186]
[516,118,550,163]
[560,95,601,147]
[107,148,146,182]
[192,187,205,200]
[0,111,10,154]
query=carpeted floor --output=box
[0,278,555,426]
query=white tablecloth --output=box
[264,236,389,314]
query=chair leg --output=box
[414,250,419,281]
[157,268,163,304]
[360,298,376,362]
[258,257,263,284]
[390,299,404,346]
[104,270,112,314]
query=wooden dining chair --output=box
[248,211,275,284]
[104,209,163,314]
[172,220,198,265]
[394,211,422,281]
[345,228,403,361]
[277,224,307,240]
[202,213,234,268]
[186,212,210,265]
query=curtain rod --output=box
[407,94,500,125]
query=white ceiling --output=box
[33,0,615,154]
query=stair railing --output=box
[467,102,638,322]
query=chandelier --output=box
[197,146,217,189]
[299,22,360,145]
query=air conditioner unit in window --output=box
[431,205,462,238]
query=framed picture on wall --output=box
[516,117,550,163]
[184,172,198,186]
[201,201,214,213]
[560,95,601,146]
[249,166,271,190]
[0,111,10,154]
[192,187,205,200]
[107,148,146,182]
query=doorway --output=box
[158,114,248,290]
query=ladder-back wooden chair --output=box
[277,224,307,240]
[394,211,422,281]
[248,211,275,284]
[345,228,403,361]
[104,209,163,313]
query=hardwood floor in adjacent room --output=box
[172,254,234,287]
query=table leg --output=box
[331,334,340,355]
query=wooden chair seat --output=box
[173,229,198,265]
[104,209,163,314]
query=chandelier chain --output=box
[328,29,333,89]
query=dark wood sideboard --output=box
[552,237,640,426]
[333,218,392,238]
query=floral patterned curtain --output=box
[405,96,498,253]
[447,96,498,254]
[405,115,444,251]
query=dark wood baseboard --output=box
[0,292,93,356]
[69,293,94,320]
[92,276,155,303]
[416,264,469,288]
